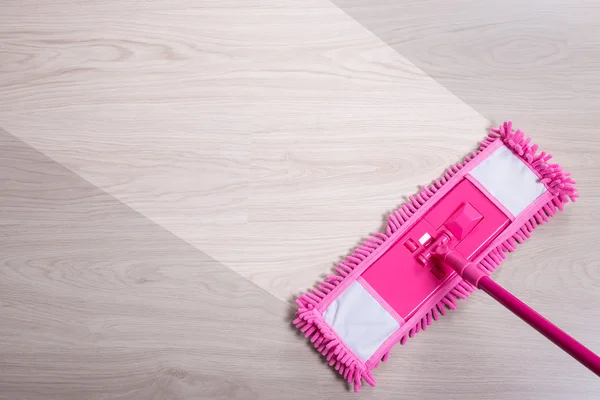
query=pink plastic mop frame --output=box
[293,121,581,391]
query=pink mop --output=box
[293,122,599,391]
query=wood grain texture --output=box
[330,0,572,130]
[5,128,596,400]
[0,129,304,400]
[0,0,489,303]
[0,0,599,398]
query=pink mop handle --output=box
[438,248,600,376]
[478,275,600,376]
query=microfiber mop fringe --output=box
[293,122,577,392]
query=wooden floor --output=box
[1,1,598,398]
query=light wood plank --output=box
[0,0,488,302]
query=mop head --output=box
[293,122,577,391]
